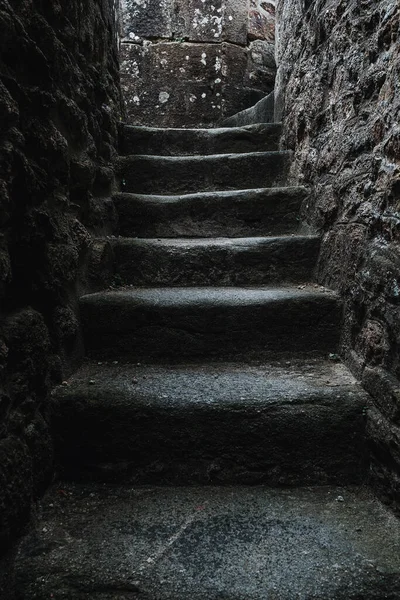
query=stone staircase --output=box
[15,123,400,599]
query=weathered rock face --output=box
[119,0,276,127]
[276,0,400,511]
[0,0,121,592]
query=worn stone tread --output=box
[120,123,282,156]
[110,235,320,286]
[80,285,341,359]
[51,359,368,485]
[117,151,291,194]
[15,484,400,599]
[113,186,307,237]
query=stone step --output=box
[117,151,291,194]
[113,187,307,238]
[110,236,320,286]
[120,123,282,156]
[15,483,400,600]
[50,360,367,485]
[80,286,341,360]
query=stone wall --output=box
[0,0,121,592]
[119,0,276,127]
[276,0,400,511]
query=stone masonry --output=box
[275,0,400,512]
[119,0,276,126]
[3,1,400,598]
[0,1,121,595]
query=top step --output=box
[120,123,282,156]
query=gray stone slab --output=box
[119,123,282,155]
[222,0,248,45]
[113,187,307,238]
[15,484,400,599]
[117,151,291,194]
[79,285,341,359]
[120,41,225,128]
[172,0,248,45]
[51,359,368,485]
[111,236,320,286]
[172,0,225,43]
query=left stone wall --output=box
[0,1,121,594]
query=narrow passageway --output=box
[3,0,400,598]
[15,18,400,599]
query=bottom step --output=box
[16,484,400,600]
[51,360,368,485]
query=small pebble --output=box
[337,495,345,502]
[132,379,138,384]
[89,380,96,385]
[61,381,69,386]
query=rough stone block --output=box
[246,39,276,91]
[119,0,173,40]
[222,0,249,45]
[363,366,400,425]
[121,42,225,126]
[172,0,224,42]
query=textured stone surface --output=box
[110,236,320,286]
[120,123,282,156]
[119,0,276,126]
[222,91,275,126]
[51,360,368,485]
[276,0,400,511]
[120,41,227,128]
[0,0,120,568]
[113,187,307,238]
[117,151,292,194]
[80,286,341,360]
[119,0,248,44]
[15,484,400,599]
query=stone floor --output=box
[15,484,400,599]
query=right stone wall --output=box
[275,0,400,510]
